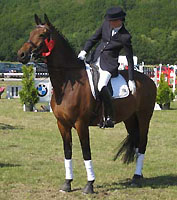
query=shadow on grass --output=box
[0,163,21,168]
[0,123,23,130]
[140,174,177,188]
[96,174,177,192]
[169,108,177,110]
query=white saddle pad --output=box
[86,64,129,99]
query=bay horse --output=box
[17,14,156,194]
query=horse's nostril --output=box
[20,52,25,58]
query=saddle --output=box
[90,63,113,100]
[85,62,129,100]
[86,63,129,127]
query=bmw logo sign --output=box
[37,84,48,97]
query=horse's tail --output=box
[113,134,136,164]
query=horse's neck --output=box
[48,65,86,87]
[47,48,85,88]
[50,33,79,68]
[46,30,87,103]
[48,67,87,105]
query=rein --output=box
[27,40,38,48]
[31,53,84,71]
[33,60,84,71]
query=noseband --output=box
[27,39,44,60]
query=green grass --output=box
[0,81,177,199]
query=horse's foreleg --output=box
[57,120,73,192]
[75,121,95,194]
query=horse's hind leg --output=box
[114,114,139,163]
[57,120,73,192]
[118,112,150,181]
[133,111,153,181]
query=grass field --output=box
[0,81,177,200]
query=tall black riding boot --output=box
[99,86,114,128]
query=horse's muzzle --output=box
[17,50,31,64]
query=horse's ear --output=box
[44,13,51,26]
[34,14,42,25]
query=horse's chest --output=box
[52,98,79,122]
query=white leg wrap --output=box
[135,153,144,175]
[65,159,73,180]
[84,160,95,181]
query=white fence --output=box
[35,78,52,103]
[6,85,22,99]
[6,78,52,102]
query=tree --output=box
[19,65,39,111]
[1,0,177,63]
[156,74,174,109]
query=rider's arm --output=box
[83,25,103,53]
[123,35,134,81]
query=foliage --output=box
[175,87,177,96]
[0,0,177,64]
[156,74,174,105]
[19,65,39,106]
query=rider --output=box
[78,6,136,128]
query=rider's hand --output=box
[128,80,136,94]
[78,50,87,60]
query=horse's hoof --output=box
[131,174,143,186]
[83,181,94,194]
[133,174,143,180]
[59,179,72,192]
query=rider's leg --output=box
[98,69,114,128]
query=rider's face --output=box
[109,19,123,28]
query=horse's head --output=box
[18,14,53,64]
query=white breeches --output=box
[95,57,111,92]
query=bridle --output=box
[24,25,83,71]
[26,25,55,61]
